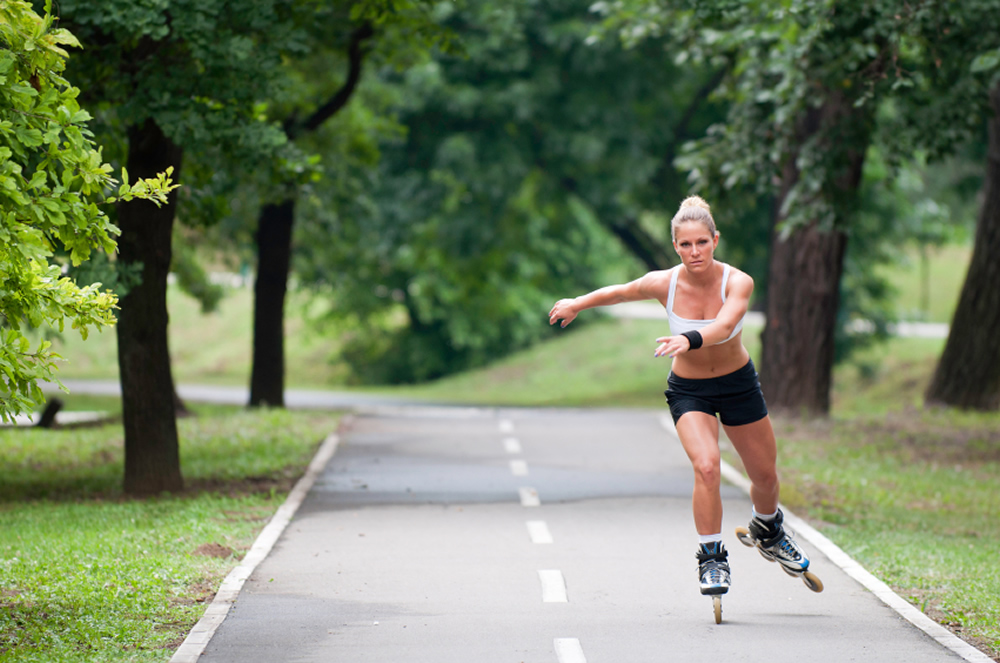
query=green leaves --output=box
[0,0,175,420]
[971,48,1000,73]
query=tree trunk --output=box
[760,220,848,415]
[925,84,1000,409]
[246,25,373,409]
[117,119,184,495]
[759,96,868,417]
[249,199,295,408]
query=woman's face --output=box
[673,221,718,271]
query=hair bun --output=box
[680,195,711,213]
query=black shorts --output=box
[664,359,768,427]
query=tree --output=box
[0,0,174,422]
[248,16,377,408]
[295,0,770,384]
[927,83,1000,408]
[51,0,313,494]
[912,2,1000,408]
[602,0,944,416]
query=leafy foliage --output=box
[295,0,765,383]
[0,1,175,421]
[597,0,1000,367]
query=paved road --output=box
[198,407,964,663]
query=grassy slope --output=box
[880,244,971,323]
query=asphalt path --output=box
[193,407,966,663]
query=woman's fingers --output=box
[654,335,689,358]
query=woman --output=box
[547,195,811,597]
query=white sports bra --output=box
[665,263,745,344]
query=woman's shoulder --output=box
[722,263,754,294]
[635,268,675,301]
[641,267,676,283]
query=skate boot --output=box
[696,542,731,596]
[697,542,730,624]
[735,509,823,592]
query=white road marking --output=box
[526,520,553,544]
[519,487,540,507]
[554,638,587,663]
[499,419,514,433]
[538,570,568,603]
[503,437,522,454]
[509,459,529,476]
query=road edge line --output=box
[659,414,992,663]
[169,430,342,663]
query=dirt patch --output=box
[183,473,300,499]
[169,577,219,610]
[192,543,234,559]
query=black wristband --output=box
[681,330,703,350]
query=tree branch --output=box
[661,62,731,173]
[289,22,375,139]
[603,216,676,271]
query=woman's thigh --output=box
[675,411,721,470]
[723,415,778,483]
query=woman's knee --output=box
[692,457,722,488]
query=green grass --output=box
[49,287,349,388]
[0,407,339,662]
[879,244,971,323]
[769,408,999,659]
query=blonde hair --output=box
[671,195,717,241]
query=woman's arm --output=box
[549,270,671,328]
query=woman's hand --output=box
[654,335,691,358]
[549,298,579,328]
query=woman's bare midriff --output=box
[669,332,750,380]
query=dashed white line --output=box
[499,419,514,433]
[519,487,540,507]
[554,638,586,663]
[509,459,529,476]
[503,437,522,454]
[538,570,568,603]
[526,520,553,544]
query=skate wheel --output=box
[802,571,824,593]
[713,596,722,624]
[734,527,754,548]
[781,565,798,577]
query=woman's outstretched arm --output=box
[549,270,671,328]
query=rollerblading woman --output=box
[549,195,822,622]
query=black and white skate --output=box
[696,542,730,623]
[735,510,823,593]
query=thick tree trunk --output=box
[925,84,1000,409]
[117,119,184,495]
[760,221,848,415]
[759,96,868,417]
[249,200,295,408]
